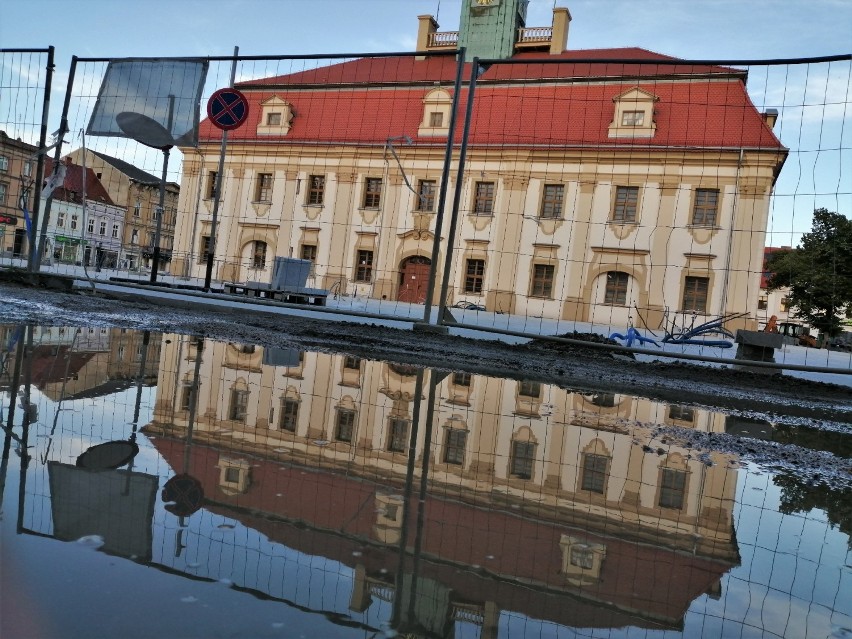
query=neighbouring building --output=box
[0,130,38,259]
[67,148,179,272]
[173,1,787,331]
[40,157,124,269]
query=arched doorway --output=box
[397,256,431,304]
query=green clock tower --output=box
[459,0,529,60]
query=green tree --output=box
[765,208,852,337]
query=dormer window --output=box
[609,87,658,139]
[418,88,452,137]
[621,110,644,126]
[257,96,293,136]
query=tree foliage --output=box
[765,208,852,336]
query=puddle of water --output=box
[0,324,849,638]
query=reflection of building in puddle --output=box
[140,336,741,630]
[0,325,162,400]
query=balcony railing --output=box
[425,26,552,51]
[516,26,553,44]
[427,31,459,48]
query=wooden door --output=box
[397,256,431,303]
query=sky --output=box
[1,0,850,240]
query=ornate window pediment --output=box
[257,96,294,136]
[608,87,658,139]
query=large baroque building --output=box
[174,1,786,331]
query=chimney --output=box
[550,7,571,54]
[416,14,439,60]
[763,108,779,129]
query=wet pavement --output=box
[1,325,850,639]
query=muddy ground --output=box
[2,280,849,425]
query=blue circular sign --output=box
[207,88,249,131]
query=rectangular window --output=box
[668,405,694,422]
[612,186,638,223]
[0,156,8,171]
[99,220,107,235]
[510,441,536,479]
[252,241,267,269]
[133,200,141,217]
[355,249,373,282]
[87,218,95,233]
[224,467,241,484]
[682,276,709,313]
[363,177,382,208]
[589,392,615,407]
[416,179,436,212]
[540,184,564,219]
[148,232,156,246]
[518,380,541,398]
[280,398,299,432]
[581,454,609,493]
[444,428,467,465]
[255,173,273,202]
[130,229,139,245]
[112,223,120,238]
[604,271,629,305]
[300,244,317,275]
[307,174,325,205]
[429,111,444,127]
[23,161,32,177]
[621,110,645,126]
[452,371,471,387]
[659,468,687,509]
[229,389,249,422]
[473,181,495,215]
[70,214,78,230]
[692,188,719,226]
[335,409,356,442]
[0,182,6,204]
[198,235,211,262]
[530,263,554,298]
[387,418,409,453]
[206,171,217,199]
[343,356,361,370]
[181,385,194,411]
[57,211,66,227]
[464,258,485,294]
[266,112,282,125]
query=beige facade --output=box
[149,337,738,557]
[172,3,785,333]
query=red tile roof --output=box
[44,158,115,206]
[199,80,783,150]
[237,48,741,88]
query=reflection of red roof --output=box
[28,345,96,390]
[206,50,781,151]
[153,436,736,628]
